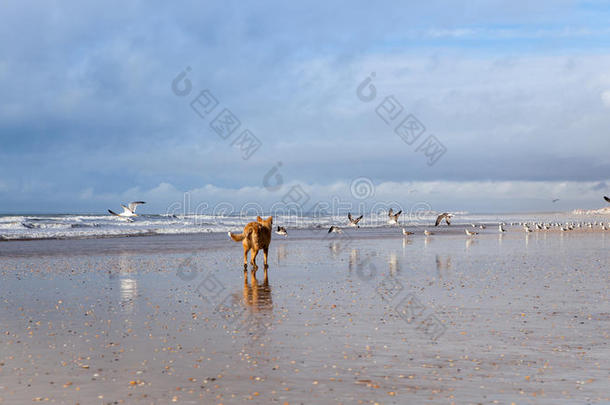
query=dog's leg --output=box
[251,248,259,270]
[263,247,269,268]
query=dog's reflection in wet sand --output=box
[243,269,272,312]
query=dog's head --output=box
[256,216,273,228]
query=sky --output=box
[1,0,610,214]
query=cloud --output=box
[601,90,610,107]
[8,178,603,215]
[1,1,610,212]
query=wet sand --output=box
[1,228,609,404]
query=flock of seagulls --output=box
[517,220,610,232]
[324,213,610,239]
[106,196,610,236]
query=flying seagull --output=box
[604,196,610,203]
[328,226,343,234]
[108,201,146,218]
[552,198,560,203]
[435,213,453,226]
[275,226,288,236]
[348,213,363,228]
[388,208,402,225]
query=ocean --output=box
[0,211,607,241]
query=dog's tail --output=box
[228,229,251,242]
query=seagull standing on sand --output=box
[328,226,343,234]
[108,201,146,218]
[402,228,414,236]
[388,208,402,225]
[424,230,434,236]
[465,229,478,236]
[499,224,506,232]
[348,213,363,228]
[275,226,288,236]
[435,213,453,226]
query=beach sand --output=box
[0,228,608,404]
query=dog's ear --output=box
[257,216,263,222]
[267,216,273,224]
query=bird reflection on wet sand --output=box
[435,254,452,280]
[276,244,288,265]
[388,252,400,275]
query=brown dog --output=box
[228,216,273,270]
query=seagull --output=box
[388,208,402,225]
[499,224,506,232]
[604,196,610,203]
[435,213,453,226]
[348,213,363,228]
[465,229,478,236]
[328,226,343,234]
[275,226,288,236]
[424,230,434,236]
[479,224,486,229]
[524,227,533,233]
[402,228,414,236]
[108,201,146,218]
[552,198,560,203]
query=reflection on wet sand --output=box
[242,270,272,312]
[119,278,138,314]
[388,252,400,275]
[276,244,288,264]
[435,254,452,280]
[348,249,359,273]
[115,253,138,314]
[329,241,347,258]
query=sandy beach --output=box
[1,227,608,404]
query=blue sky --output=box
[1,0,609,214]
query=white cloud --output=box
[93,179,610,215]
[601,90,610,108]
